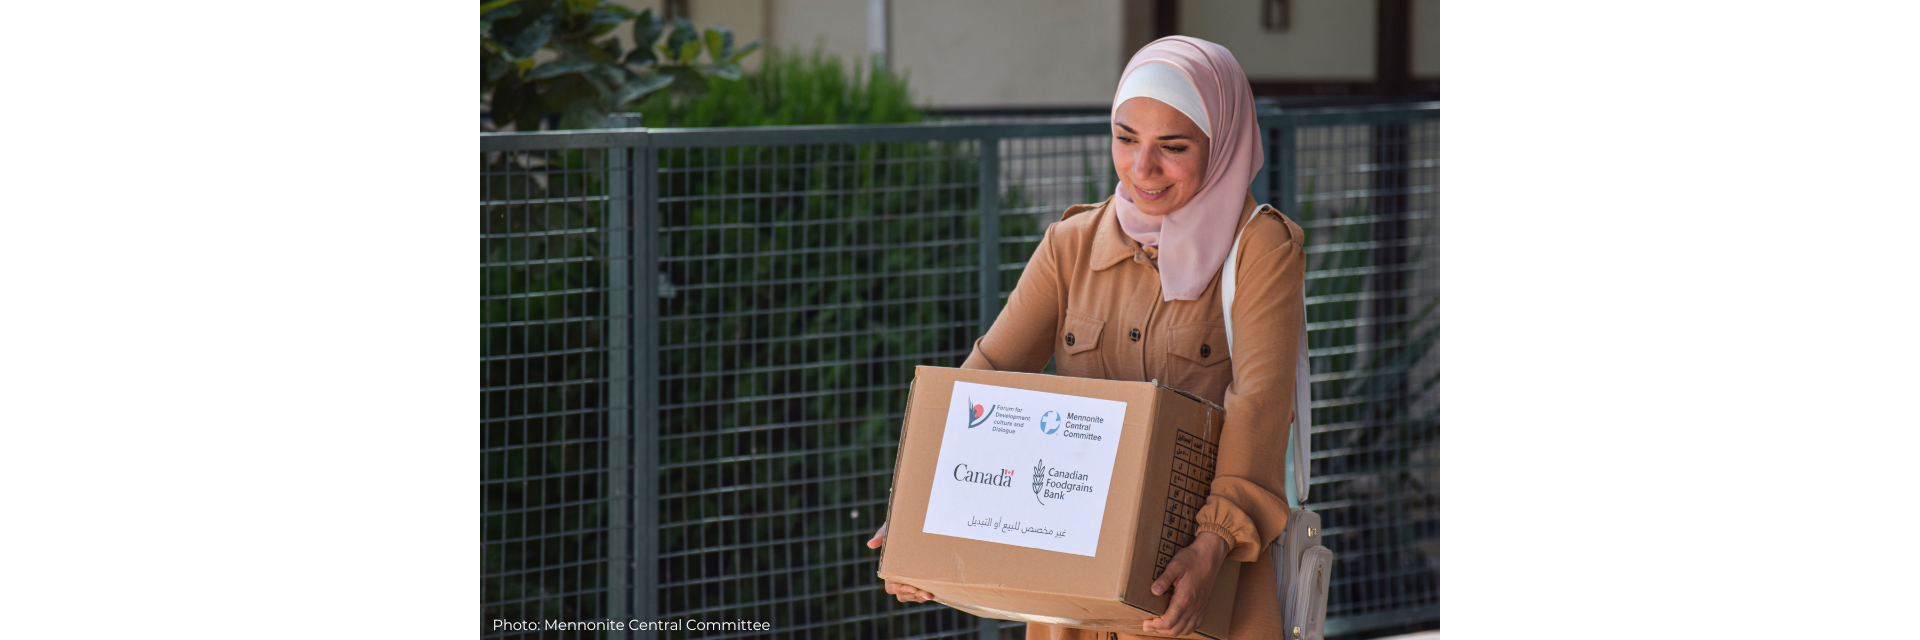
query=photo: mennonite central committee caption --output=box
[920,381,1127,557]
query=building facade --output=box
[611,0,1438,109]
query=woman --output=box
[868,36,1306,640]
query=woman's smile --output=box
[1112,96,1210,215]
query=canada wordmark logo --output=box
[952,463,1015,487]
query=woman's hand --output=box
[867,522,936,603]
[1141,531,1231,637]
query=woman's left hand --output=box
[1141,531,1231,637]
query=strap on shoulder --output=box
[1221,204,1311,508]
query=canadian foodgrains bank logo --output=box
[1038,410,1062,434]
[965,396,999,429]
[1032,459,1094,505]
[1032,460,1048,504]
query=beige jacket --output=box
[960,193,1306,640]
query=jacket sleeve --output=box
[1193,224,1305,563]
[960,223,1063,373]
[959,227,1067,640]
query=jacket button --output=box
[1065,333,1076,346]
[1201,344,1212,358]
[1129,328,1141,342]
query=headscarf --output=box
[1109,36,1263,301]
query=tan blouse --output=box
[959,193,1306,640]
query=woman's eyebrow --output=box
[1113,122,1194,141]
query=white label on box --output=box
[919,380,1128,557]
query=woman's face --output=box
[1112,97,1210,216]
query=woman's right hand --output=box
[867,522,936,603]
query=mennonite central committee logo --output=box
[1038,410,1062,435]
[966,397,1000,429]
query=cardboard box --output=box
[877,366,1240,640]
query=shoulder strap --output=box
[1221,205,1311,509]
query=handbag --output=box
[1220,204,1333,640]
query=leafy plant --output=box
[482,0,761,130]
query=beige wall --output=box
[767,0,873,71]
[1411,0,1438,78]
[892,0,1125,107]
[1179,0,1375,80]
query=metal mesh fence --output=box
[1284,118,1441,636]
[652,138,988,639]
[480,103,1438,639]
[482,145,637,637]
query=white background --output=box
[3,1,1916,637]
[921,381,1128,557]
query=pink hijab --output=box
[1110,37,1263,301]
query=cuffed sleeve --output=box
[1194,492,1269,563]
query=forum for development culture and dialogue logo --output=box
[1038,410,1062,435]
[966,397,999,429]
